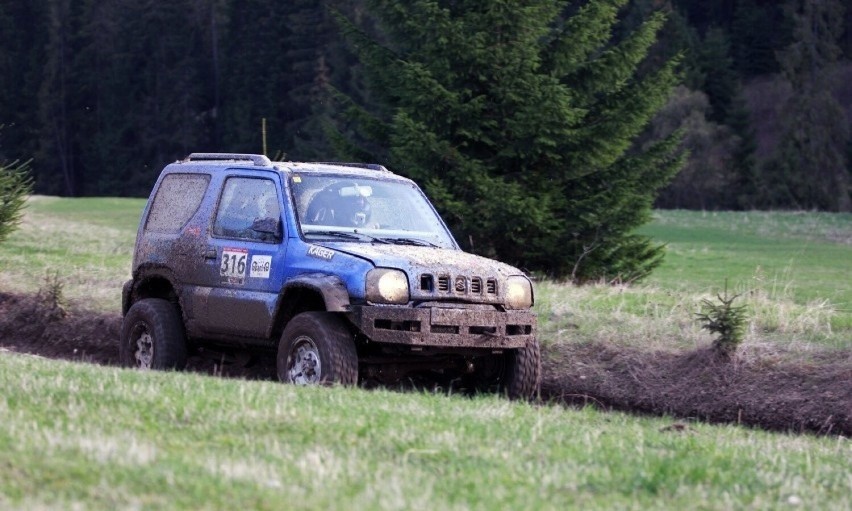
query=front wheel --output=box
[119,298,187,370]
[277,312,358,386]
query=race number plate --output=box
[220,247,248,283]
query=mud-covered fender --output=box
[121,279,133,316]
[283,273,351,312]
[122,265,183,316]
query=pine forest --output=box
[1,0,851,280]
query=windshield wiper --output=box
[381,237,440,248]
[353,231,392,244]
[304,230,363,241]
[305,230,391,244]
[304,230,437,247]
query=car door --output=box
[197,173,288,338]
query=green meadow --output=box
[534,210,851,354]
[0,196,144,311]
[1,353,849,510]
[0,197,850,509]
[642,210,852,310]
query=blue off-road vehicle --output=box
[120,153,540,398]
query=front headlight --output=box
[366,268,410,304]
[505,276,534,309]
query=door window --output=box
[213,177,281,242]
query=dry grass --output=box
[0,196,137,311]
[535,277,847,358]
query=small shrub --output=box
[36,270,68,321]
[696,285,748,358]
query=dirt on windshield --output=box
[1,291,848,436]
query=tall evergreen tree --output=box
[672,0,736,34]
[730,1,793,77]
[37,0,85,196]
[694,28,737,124]
[220,0,353,160]
[727,92,758,209]
[332,0,683,282]
[221,0,295,157]
[766,0,851,211]
[0,0,47,165]
[289,0,373,160]
[690,27,757,210]
[281,0,337,159]
[34,0,220,196]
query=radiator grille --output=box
[486,279,497,294]
[422,273,497,297]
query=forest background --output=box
[0,0,852,211]
[1,0,850,210]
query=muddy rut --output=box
[1,292,848,436]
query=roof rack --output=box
[186,153,272,167]
[312,162,389,172]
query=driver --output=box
[306,182,371,227]
[338,192,371,227]
[258,194,279,220]
[249,193,281,240]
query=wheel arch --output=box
[271,273,352,338]
[123,266,182,316]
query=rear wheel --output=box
[464,338,541,400]
[277,312,358,385]
[502,338,542,400]
[120,298,187,370]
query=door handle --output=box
[202,248,218,260]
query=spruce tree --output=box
[768,0,851,211]
[221,0,295,158]
[331,0,683,282]
[730,1,793,77]
[695,28,737,124]
[36,0,219,196]
[0,160,32,245]
[286,0,369,160]
[0,1,47,166]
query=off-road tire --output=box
[503,338,542,400]
[277,312,358,385]
[120,298,187,370]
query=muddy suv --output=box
[120,153,540,398]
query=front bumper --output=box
[352,304,536,349]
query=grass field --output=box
[536,210,852,352]
[0,197,850,509]
[641,210,852,309]
[0,196,144,311]
[1,353,849,510]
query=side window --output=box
[213,177,281,242]
[145,173,210,233]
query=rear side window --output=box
[145,173,210,233]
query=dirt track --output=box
[1,291,849,436]
[541,342,850,436]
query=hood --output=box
[320,242,522,279]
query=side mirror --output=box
[251,217,282,242]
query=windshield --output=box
[290,174,456,249]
